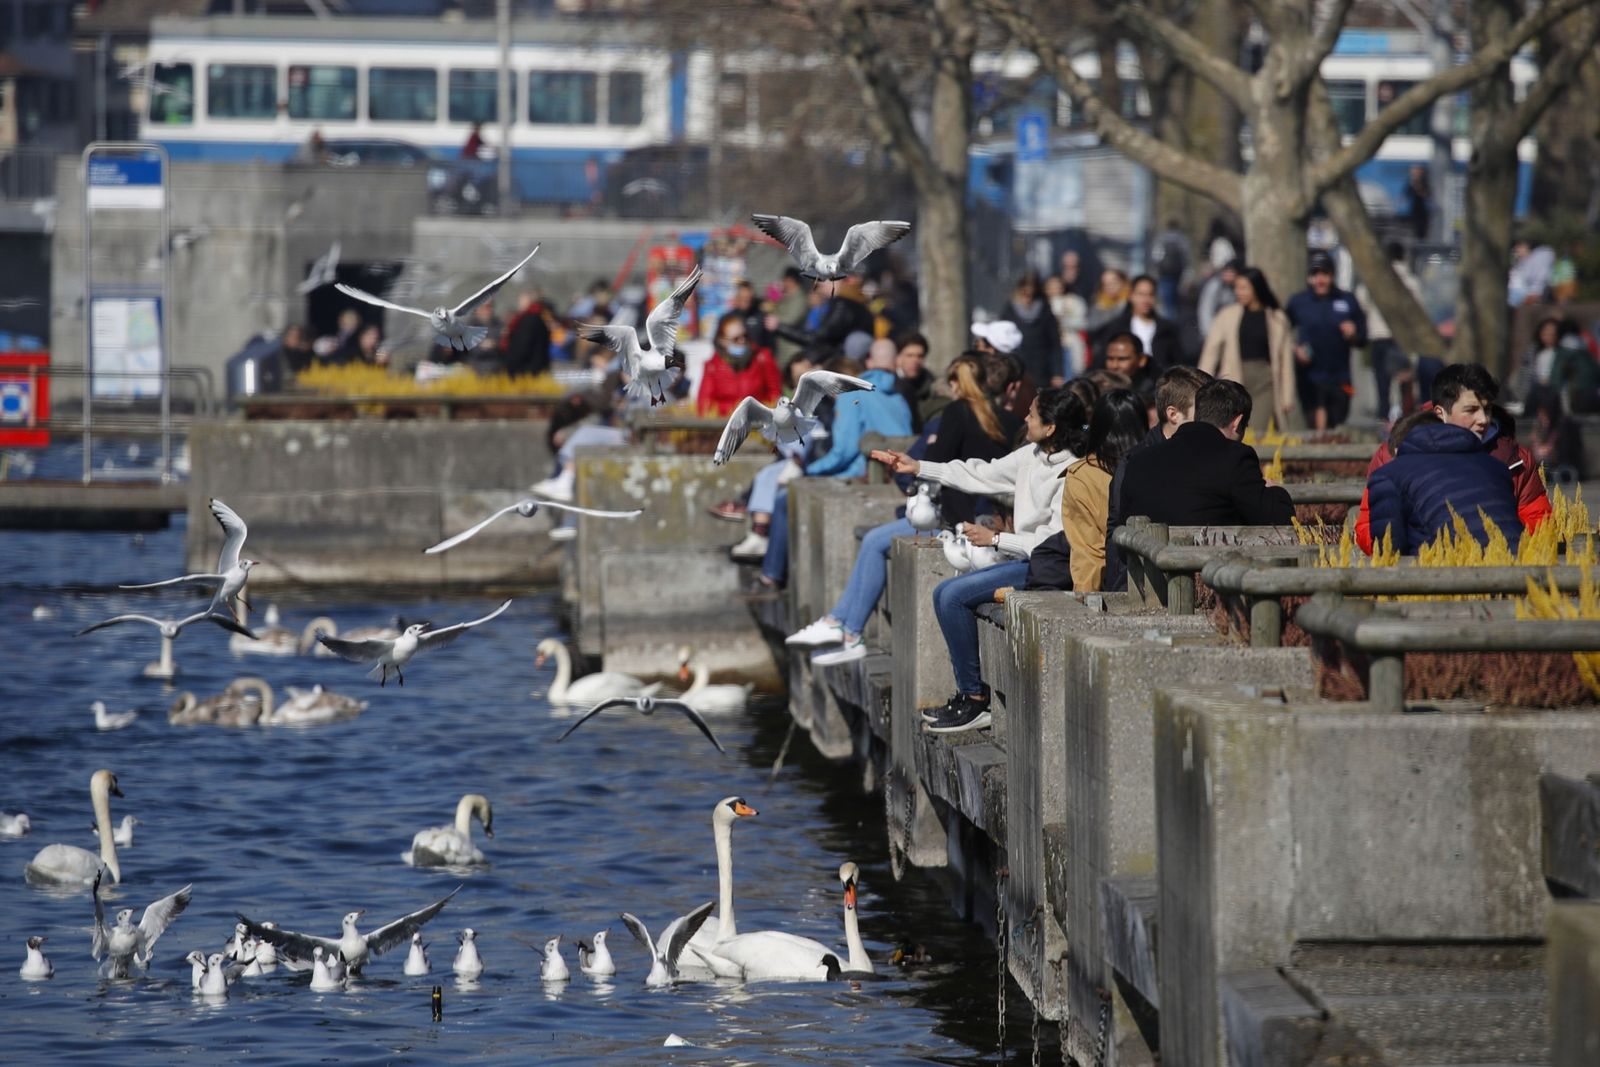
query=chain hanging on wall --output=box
[1092,987,1112,1067]
[996,865,1009,1062]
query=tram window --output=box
[208,64,277,120]
[528,71,596,125]
[369,67,438,122]
[288,65,356,122]
[1376,80,1431,137]
[449,69,514,124]
[608,71,643,126]
[147,62,194,125]
[1327,80,1365,136]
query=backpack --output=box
[1023,531,1073,591]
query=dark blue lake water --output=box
[0,516,1047,1064]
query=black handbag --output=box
[1023,531,1073,591]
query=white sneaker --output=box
[786,618,845,647]
[532,471,575,503]
[812,637,866,665]
[776,458,804,486]
[730,532,769,561]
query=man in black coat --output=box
[1117,378,1293,528]
[1091,274,1183,370]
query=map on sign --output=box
[91,297,163,399]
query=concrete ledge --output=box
[1219,969,1326,1067]
[1541,772,1600,898]
[1102,875,1161,1010]
[1550,902,1600,1066]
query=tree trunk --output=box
[1239,80,1310,304]
[916,0,975,373]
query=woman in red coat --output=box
[697,311,782,417]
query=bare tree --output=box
[983,0,1598,361]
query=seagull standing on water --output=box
[712,369,875,465]
[580,265,702,406]
[577,931,615,976]
[1,812,30,837]
[425,501,642,555]
[117,499,257,624]
[92,701,139,731]
[540,935,569,982]
[336,245,539,353]
[404,933,430,976]
[557,696,726,754]
[453,928,484,978]
[751,214,910,287]
[239,887,459,974]
[91,872,192,979]
[20,936,51,980]
[316,600,512,686]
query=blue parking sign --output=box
[1017,111,1048,163]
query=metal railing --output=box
[0,147,59,201]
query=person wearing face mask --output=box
[1355,363,1549,555]
[696,311,782,418]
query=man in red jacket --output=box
[697,310,782,417]
[1355,363,1550,554]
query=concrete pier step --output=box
[0,480,183,530]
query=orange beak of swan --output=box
[733,801,757,817]
[677,664,691,682]
[844,881,857,910]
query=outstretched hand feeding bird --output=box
[336,245,539,352]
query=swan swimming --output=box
[533,638,659,705]
[452,928,483,978]
[269,684,367,727]
[92,701,139,731]
[317,600,512,686]
[240,886,459,974]
[577,931,615,976]
[540,935,569,982]
[24,769,123,886]
[403,933,430,976]
[620,902,716,988]
[20,936,51,980]
[91,872,192,978]
[169,678,273,727]
[679,797,756,978]
[403,794,492,868]
[837,862,873,975]
[675,647,754,715]
[1,812,30,837]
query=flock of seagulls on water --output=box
[10,214,914,1006]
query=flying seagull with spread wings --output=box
[712,369,874,465]
[316,600,512,686]
[751,214,910,283]
[557,695,726,754]
[91,871,192,979]
[425,500,643,555]
[76,609,255,642]
[118,498,255,621]
[239,887,459,974]
[336,245,539,352]
[582,265,702,406]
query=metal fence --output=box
[0,147,58,201]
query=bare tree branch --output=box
[1304,0,1359,77]
[1308,0,1600,192]
[1507,9,1600,137]
[980,0,1244,213]
[1114,2,1253,109]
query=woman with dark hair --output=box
[1514,316,1599,414]
[696,310,781,417]
[998,269,1063,388]
[873,387,1086,733]
[1198,265,1299,433]
[1062,388,1148,591]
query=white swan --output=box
[540,935,569,982]
[403,794,492,868]
[404,933,430,976]
[231,604,289,655]
[308,617,399,658]
[92,701,139,731]
[675,647,753,715]
[838,862,872,974]
[534,638,660,705]
[142,631,177,680]
[1,812,30,837]
[577,931,614,976]
[20,936,51,980]
[680,797,756,978]
[168,678,273,727]
[268,684,367,727]
[452,928,483,978]
[24,769,122,886]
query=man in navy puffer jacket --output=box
[1366,421,1523,555]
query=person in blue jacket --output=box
[1366,415,1523,555]
[803,357,913,479]
[1286,251,1367,430]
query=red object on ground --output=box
[0,352,49,447]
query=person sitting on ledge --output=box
[1367,408,1524,556]
[1116,378,1293,529]
[874,385,1092,735]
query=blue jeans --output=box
[761,490,789,585]
[933,559,1031,695]
[829,517,916,635]
[749,459,788,516]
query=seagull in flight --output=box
[91,871,192,979]
[557,696,726,754]
[713,369,875,465]
[297,240,341,295]
[239,887,459,975]
[316,600,512,686]
[76,609,256,642]
[336,245,539,352]
[751,214,910,287]
[118,499,255,621]
[425,500,643,555]
[581,266,702,406]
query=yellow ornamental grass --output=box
[1517,566,1600,699]
[1292,516,1397,569]
[1261,447,1284,485]
[296,363,566,399]
[1242,425,1303,448]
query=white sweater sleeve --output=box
[916,446,1028,498]
[995,476,1065,558]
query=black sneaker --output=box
[926,696,992,734]
[920,694,966,724]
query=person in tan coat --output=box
[1062,388,1149,591]
[1198,266,1300,433]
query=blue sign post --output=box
[1016,111,1049,164]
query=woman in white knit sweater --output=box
[874,386,1091,732]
